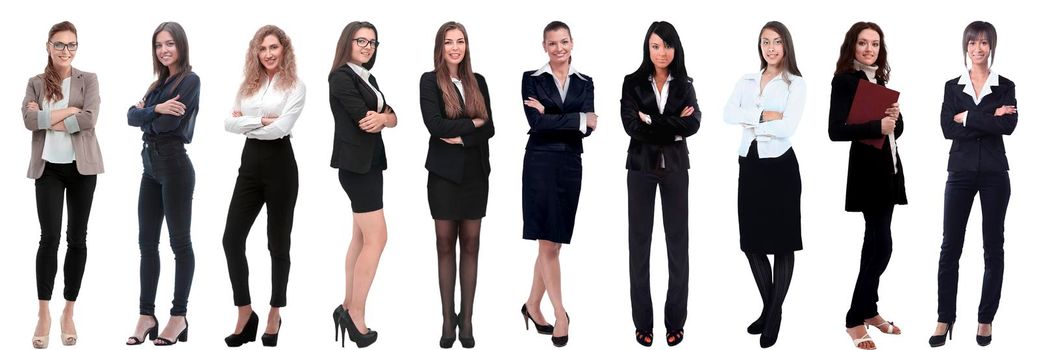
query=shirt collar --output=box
[531,62,588,81]
[346,62,370,81]
[648,74,674,83]
[957,68,999,87]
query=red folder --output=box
[847,79,900,149]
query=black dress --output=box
[520,68,594,244]
[419,71,494,220]
[737,141,802,253]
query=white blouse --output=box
[225,73,306,140]
[42,77,76,163]
[723,71,806,158]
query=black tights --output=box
[746,252,795,333]
[435,219,481,338]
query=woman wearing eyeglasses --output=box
[329,21,396,348]
[221,25,305,348]
[420,21,494,349]
[124,21,200,347]
[23,21,103,349]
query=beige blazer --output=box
[22,67,104,179]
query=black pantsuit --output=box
[35,161,96,301]
[620,73,701,333]
[223,138,299,307]
[828,70,906,328]
[937,75,1017,324]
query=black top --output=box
[127,71,200,144]
[329,64,388,173]
[828,70,906,212]
[619,73,701,171]
[940,75,1017,172]
[419,71,494,183]
[521,70,593,153]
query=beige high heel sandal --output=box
[32,334,50,349]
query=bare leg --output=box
[538,240,567,337]
[347,209,388,333]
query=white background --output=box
[0,0,1034,349]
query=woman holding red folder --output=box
[827,21,905,350]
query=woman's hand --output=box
[360,111,387,133]
[524,97,545,114]
[261,113,279,126]
[762,111,783,121]
[26,101,40,112]
[231,110,243,118]
[586,112,598,130]
[995,105,1017,117]
[880,116,896,135]
[638,111,651,124]
[440,137,462,145]
[472,118,486,128]
[154,95,186,116]
[953,111,966,124]
[680,106,695,118]
[885,102,900,119]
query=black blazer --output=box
[329,64,389,173]
[419,71,494,183]
[828,70,906,212]
[940,75,1017,172]
[620,73,701,171]
[521,70,593,153]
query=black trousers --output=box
[845,205,894,328]
[223,138,299,307]
[35,161,97,301]
[138,140,195,316]
[627,169,689,332]
[938,171,1010,324]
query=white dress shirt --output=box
[957,68,1000,127]
[42,77,76,163]
[530,62,590,133]
[723,71,805,158]
[225,73,306,140]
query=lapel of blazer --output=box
[536,74,565,110]
[663,77,686,115]
[69,67,84,106]
[561,75,584,111]
[344,67,379,111]
[637,78,657,114]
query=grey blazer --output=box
[21,67,104,179]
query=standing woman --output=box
[827,22,905,350]
[930,21,1016,348]
[722,21,804,349]
[222,25,305,348]
[620,21,700,348]
[519,21,597,348]
[124,21,200,347]
[419,21,494,349]
[23,21,103,349]
[328,21,397,348]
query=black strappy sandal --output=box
[635,329,653,347]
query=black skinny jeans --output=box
[138,139,195,316]
[223,138,299,307]
[35,161,96,301]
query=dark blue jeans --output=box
[138,139,195,316]
[938,171,1010,324]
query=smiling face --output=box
[543,29,572,65]
[648,33,674,71]
[759,28,784,69]
[350,27,376,65]
[966,33,991,67]
[154,30,178,68]
[48,30,77,71]
[855,28,880,66]
[258,34,283,74]
[443,28,466,67]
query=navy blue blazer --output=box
[619,73,701,172]
[419,71,494,183]
[940,75,1017,172]
[521,69,593,153]
[329,64,389,173]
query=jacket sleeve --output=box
[521,73,583,134]
[620,77,667,143]
[461,75,495,147]
[648,78,700,137]
[420,72,477,138]
[22,78,47,131]
[64,73,100,134]
[964,82,1017,136]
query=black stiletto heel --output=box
[341,309,377,348]
[521,304,554,335]
[929,322,954,347]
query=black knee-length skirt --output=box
[522,150,582,244]
[737,142,803,253]
[427,151,489,220]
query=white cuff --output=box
[579,112,587,133]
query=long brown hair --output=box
[758,21,801,82]
[834,22,890,83]
[148,22,192,93]
[330,21,378,72]
[239,25,297,98]
[44,21,77,102]
[433,22,487,120]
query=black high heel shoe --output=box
[929,322,953,347]
[126,315,160,345]
[261,318,282,347]
[551,313,569,347]
[334,305,352,346]
[155,319,189,346]
[457,313,475,349]
[341,309,378,348]
[976,323,992,346]
[666,328,685,347]
[635,329,653,347]
[440,314,457,348]
[521,304,554,335]
[225,311,259,347]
